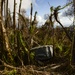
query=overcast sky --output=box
[8,0,73,27]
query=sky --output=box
[8,0,73,27]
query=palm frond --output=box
[17,13,27,26]
[60,1,73,10]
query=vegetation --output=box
[0,0,75,75]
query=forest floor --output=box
[0,61,75,75]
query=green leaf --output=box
[18,31,29,53]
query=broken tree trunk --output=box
[0,0,13,62]
[71,0,75,66]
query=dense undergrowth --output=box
[0,0,75,75]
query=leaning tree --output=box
[0,0,13,62]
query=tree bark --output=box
[5,0,8,28]
[0,0,13,61]
[71,0,75,65]
[13,0,16,49]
